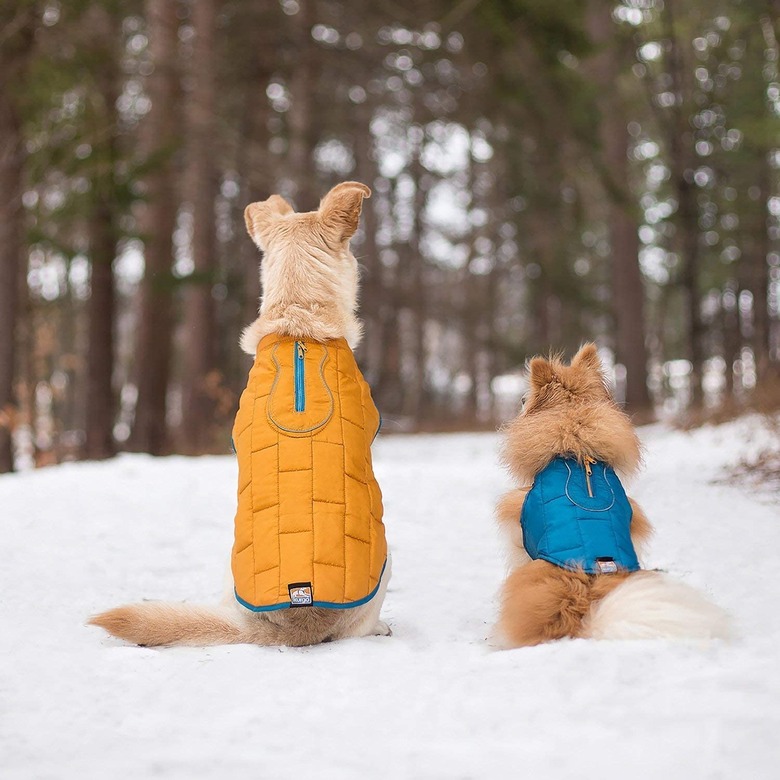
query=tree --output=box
[285,1,318,210]
[83,3,122,460]
[587,0,652,415]
[128,0,180,455]
[180,0,219,453]
[0,3,36,472]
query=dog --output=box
[90,181,391,647]
[493,343,731,648]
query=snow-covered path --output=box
[1,420,778,779]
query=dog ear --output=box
[571,343,602,375]
[528,357,556,392]
[318,182,371,243]
[244,195,293,250]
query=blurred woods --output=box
[0,0,779,472]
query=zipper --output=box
[583,456,596,498]
[294,341,307,412]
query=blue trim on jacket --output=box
[234,559,388,612]
[520,457,640,574]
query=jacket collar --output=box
[255,333,351,356]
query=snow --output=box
[1,418,779,779]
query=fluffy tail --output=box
[88,602,271,647]
[495,561,732,648]
[581,571,732,641]
[495,560,632,647]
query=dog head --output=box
[502,343,642,483]
[241,182,371,353]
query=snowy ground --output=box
[1,418,779,779]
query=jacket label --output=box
[288,582,313,606]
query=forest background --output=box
[1,0,778,471]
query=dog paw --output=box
[372,620,392,637]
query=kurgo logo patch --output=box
[288,582,313,606]
[596,557,618,574]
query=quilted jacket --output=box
[520,456,640,574]
[231,334,386,611]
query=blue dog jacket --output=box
[520,456,640,574]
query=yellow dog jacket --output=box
[231,334,386,611]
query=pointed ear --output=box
[528,357,556,391]
[244,195,293,249]
[318,181,371,243]
[571,343,602,375]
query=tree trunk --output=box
[375,306,404,417]
[84,4,120,460]
[352,96,381,381]
[180,0,218,453]
[405,130,429,421]
[664,0,705,408]
[233,17,275,384]
[742,8,775,386]
[460,130,477,423]
[676,174,705,407]
[0,91,25,473]
[85,202,117,459]
[375,179,406,417]
[587,0,652,415]
[721,284,739,401]
[744,163,772,385]
[286,2,317,210]
[128,0,180,455]
[0,9,34,473]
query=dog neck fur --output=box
[502,344,642,484]
[240,182,370,355]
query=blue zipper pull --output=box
[294,341,307,412]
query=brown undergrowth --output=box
[729,412,780,496]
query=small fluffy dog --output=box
[494,344,731,648]
[90,182,391,647]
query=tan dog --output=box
[494,344,731,648]
[90,182,391,647]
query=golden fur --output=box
[500,345,643,485]
[495,343,673,648]
[89,599,388,648]
[498,561,636,647]
[239,182,369,354]
[90,182,391,648]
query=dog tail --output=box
[88,602,277,647]
[495,560,632,647]
[581,570,732,641]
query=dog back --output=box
[520,457,639,574]
[231,334,386,611]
